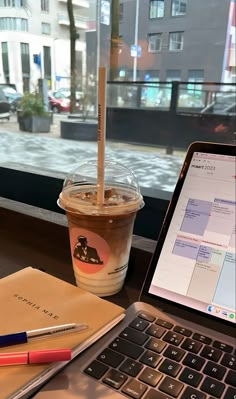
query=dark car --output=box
[0,89,10,119]
[48,91,80,113]
[4,92,22,113]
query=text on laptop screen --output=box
[149,152,236,324]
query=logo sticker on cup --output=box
[71,228,110,274]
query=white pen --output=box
[0,323,88,348]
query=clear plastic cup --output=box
[58,159,144,296]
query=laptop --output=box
[33,141,235,399]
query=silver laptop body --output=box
[33,142,236,399]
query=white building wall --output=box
[0,0,92,93]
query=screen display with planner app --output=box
[149,152,236,324]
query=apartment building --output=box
[0,0,96,93]
[116,0,236,83]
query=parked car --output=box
[5,92,22,113]
[0,88,10,119]
[48,91,80,113]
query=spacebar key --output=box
[109,337,144,359]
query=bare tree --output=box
[67,0,78,113]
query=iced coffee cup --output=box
[58,159,144,297]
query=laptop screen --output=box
[148,150,236,324]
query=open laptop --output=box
[33,141,235,399]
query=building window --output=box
[169,32,184,50]
[0,17,28,31]
[43,46,51,88]
[20,42,30,92]
[42,22,51,35]
[149,0,164,19]
[0,0,25,6]
[1,42,10,83]
[171,0,187,16]
[41,0,49,12]
[166,69,181,81]
[148,33,162,52]
[188,69,204,83]
[119,3,124,21]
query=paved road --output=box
[0,114,185,192]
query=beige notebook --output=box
[0,267,125,399]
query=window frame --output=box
[41,0,49,13]
[148,33,162,52]
[171,0,187,16]
[149,0,165,19]
[169,31,184,51]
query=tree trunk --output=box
[67,0,77,114]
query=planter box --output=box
[19,115,51,133]
[60,120,97,141]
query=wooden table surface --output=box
[0,205,155,308]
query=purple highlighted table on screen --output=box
[173,239,199,260]
[180,199,212,236]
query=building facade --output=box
[116,0,236,83]
[0,0,96,93]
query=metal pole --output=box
[133,0,139,81]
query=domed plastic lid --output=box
[58,159,144,215]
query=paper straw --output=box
[97,66,107,205]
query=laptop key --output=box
[224,386,236,399]
[221,353,236,370]
[84,360,108,379]
[203,360,226,380]
[119,358,143,377]
[163,331,184,346]
[179,367,203,387]
[159,359,182,377]
[138,313,156,322]
[183,353,205,370]
[159,375,184,397]
[192,333,212,345]
[155,319,173,329]
[129,317,150,331]
[97,348,125,367]
[109,337,144,359]
[121,378,147,398]
[138,366,162,387]
[146,324,166,338]
[200,376,225,397]
[120,327,149,345]
[173,326,192,337]
[145,337,167,353]
[163,345,185,362]
[225,369,236,387]
[181,338,203,354]
[213,340,234,353]
[102,368,128,389]
[180,386,206,399]
[140,350,162,367]
[200,346,222,362]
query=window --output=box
[188,69,204,83]
[166,69,181,81]
[0,17,28,31]
[41,0,49,12]
[1,42,10,83]
[21,43,30,92]
[171,0,187,16]
[169,32,184,50]
[119,3,124,21]
[149,0,164,19]
[43,46,51,87]
[42,22,51,35]
[0,0,25,6]
[148,33,162,52]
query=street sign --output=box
[130,45,141,57]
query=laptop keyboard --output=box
[83,312,236,399]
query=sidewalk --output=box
[0,114,185,192]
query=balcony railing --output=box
[58,13,88,29]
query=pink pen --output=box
[0,348,71,366]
